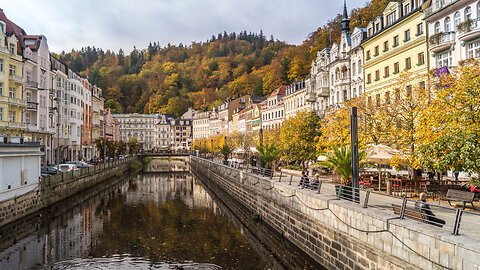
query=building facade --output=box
[261,85,286,130]
[284,80,310,119]
[192,110,210,140]
[170,119,192,151]
[114,113,157,151]
[154,114,175,150]
[363,0,428,103]
[425,0,480,69]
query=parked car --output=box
[89,158,102,165]
[67,161,93,168]
[57,164,77,172]
[41,166,59,175]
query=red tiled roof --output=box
[269,85,287,97]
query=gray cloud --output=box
[0,0,368,53]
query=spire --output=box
[341,0,350,32]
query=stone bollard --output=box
[386,181,392,195]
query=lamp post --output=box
[211,138,213,159]
[350,107,359,203]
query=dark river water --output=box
[0,158,321,270]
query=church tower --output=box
[341,0,350,33]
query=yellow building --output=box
[0,14,27,139]
[363,0,429,104]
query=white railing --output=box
[424,0,458,17]
[9,97,27,107]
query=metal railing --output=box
[194,156,480,239]
[41,157,134,188]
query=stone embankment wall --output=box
[191,157,480,270]
[0,159,132,228]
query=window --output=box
[434,22,440,33]
[385,91,391,104]
[384,66,390,77]
[0,58,3,72]
[376,22,380,32]
[436,51,452,67]
[393,35,399,47]
[445,17,451,32]
[405,57,412,70]
[0,83,2,95]
[467,41,480,59]
[394,62,400,74]
[0,108,2,121]
[404,29,411,42]
[367,74,371,84]
[9,64,16,75]
[465,7,472,20]
[417,23,423,35]
[9,87,16,98]
[418,52,425,65]
[405,3,411,14]
[406,85,412,97]
[387,12,396,26]
[454,12,461,30]
[366,50,371,60]
[352,63,356,76]
[26,92,31,102]
[375,70,380,81]
[8,111,15,123]
[25,113,30,124]
[9,43,15,55]
[478,3,480,19]
[384,41,389,51]
[374,46,379,56]
[358,60,361,74]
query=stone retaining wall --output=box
[0,160,132,228]
[191,157,480,270]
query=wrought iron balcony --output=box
[429,32,456,53]
[458,19,480,42]
[25,81,39,89]
[27,101,39,111]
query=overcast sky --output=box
[1,0,368,54]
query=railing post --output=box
[270,169,274,179]
[337,185,343,199]
[278,172,283,182]
[289,175,293,185]
[363,190,371,208]
[400,197,408,219]
[452,209,463,235]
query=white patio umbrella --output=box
[366,145,399,191]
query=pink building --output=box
[103,108,119,142]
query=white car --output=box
[67,161,93,168]
[58,164,78,172]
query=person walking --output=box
[415,193,445,227]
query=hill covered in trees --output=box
[55,0,388,117]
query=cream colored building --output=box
[261,85,286,130]
[114,113,156,151]
[363,0,429,103]
[284,80,310,119]
[192,110,210,139]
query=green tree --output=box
[256,142,281,169]
[321,144,366,186]
[127,137,140,154]
[218,143,234,163]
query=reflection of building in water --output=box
[144,157,190,173]
[127,173,216,211]
[0,234,45,270]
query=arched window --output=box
[352,63,356,76]
[445,17,451,32]
[342,66,348,78]
[358,60,362,74]
[465,6,472,20]
[454,12,461,30]
[478,3,480,19]
[435,22,441,33]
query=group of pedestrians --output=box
[299,171,320,190]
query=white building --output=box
[349,27,367,99]
[425,0,480,69]
[114,113,157,151]
[261,85,286,130]
[209,108,220,137]
[0,142,42,202]
[154,114,175,150]
[192,110,210,139]
[170,118,192,151]
[67,70,84,161]
[283,80,310,119]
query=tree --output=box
[279,111,321,166]
[418,61,480,182]
[321,144,366,186]
[218,143,234,163]
[127,137,140,154]
[256,142,282,169]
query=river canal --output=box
[0,158,321,270]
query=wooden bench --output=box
[392,204,426,223]
[425,184,463,200]
[444,189,475,210]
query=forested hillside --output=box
[54,0,388,117]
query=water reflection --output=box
[0,167,266,269]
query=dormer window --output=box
[0,21,5,33]
[387,12,396,26]
[405,3,411,15]
[9,43,15,55]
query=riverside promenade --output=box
[192,156,480,270]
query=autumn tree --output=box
[127,137,140,154]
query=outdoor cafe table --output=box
[391,178,429,197]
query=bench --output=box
[425,184,463,200]
[392,204,426,223]
[444,189,475,210]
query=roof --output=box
[250,96,267,104]
[269,85,287,97]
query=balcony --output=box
[27,101,39,111]
[317,86,330,97]
[424,0,459,17]
[0,96,8,103]
[307,92,316,103]
[9,97,27,107]
[458,19,480,42]
[9,122,27,129]
[9,75,23,85]
[0,120,8,128]
[429,32,456,53]
[25,81,39,89]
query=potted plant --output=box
[458,19,473,33]
[429,32,445,45]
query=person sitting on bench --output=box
[299,171,310,188]
[415,193,446,227]
[310,173,320,189]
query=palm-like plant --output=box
[321,144,366,186]
[256,142,282,169]
[218,143,234,162]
